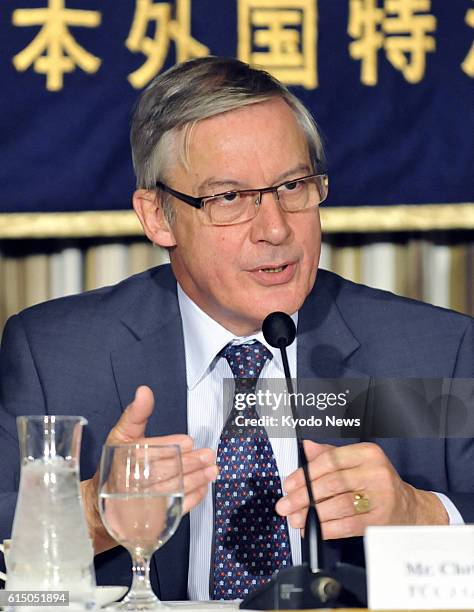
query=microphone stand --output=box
[240,313,367,609]
[278,338,322,575]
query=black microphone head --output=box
[262,312,296,348]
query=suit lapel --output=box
[297,271,367,571]
[110,265,190,600]
[298,270,362,379]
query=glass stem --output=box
[128,550,156,602]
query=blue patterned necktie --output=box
[212,340,292,600]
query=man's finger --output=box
[181,448,216,474]
[302,440,334,460]
[142,434,195,454]
[182,465,219,494]
[183,484,210,515]
[321,515,365,540]
[283,441,334,493]
[107,385,154,443]
[284,442,381,495]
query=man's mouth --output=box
[259,265,288,273]
[247,262,296,286]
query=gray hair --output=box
[130,56,325,224]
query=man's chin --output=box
[254,295,304,325]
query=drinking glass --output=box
[99,443,184,610]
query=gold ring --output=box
[353,491,370,514]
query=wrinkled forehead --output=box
[164,99,310,178]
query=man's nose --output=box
[250,190,291,244]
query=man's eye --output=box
[224,193,238,201]
[218,192,239,204]
[283,180,300,191]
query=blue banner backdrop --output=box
[0,0,473,214]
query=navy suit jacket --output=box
[0,265,473,597]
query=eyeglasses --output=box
[155,173,329,226]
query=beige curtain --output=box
[1,234,473,333]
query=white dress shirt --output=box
[177,284,463,600]
[177,285,301,600]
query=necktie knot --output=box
[220,340,272,383]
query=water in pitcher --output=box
[7,458,95,610]
[7,416,96,611]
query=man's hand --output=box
[81,386,218,553]
[275,441,448,539]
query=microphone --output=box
[262,312,321,574]
[239,312,367,610]
[261,310,296,348]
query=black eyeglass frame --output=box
[155,172,328,212]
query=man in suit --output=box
[1,57,473,600]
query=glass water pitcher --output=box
[7,415,96,610]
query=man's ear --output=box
[133,189,177,248]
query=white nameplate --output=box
[364,525,474,610]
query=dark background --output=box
[0,0,473,213]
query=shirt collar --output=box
[177,284,298,389]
